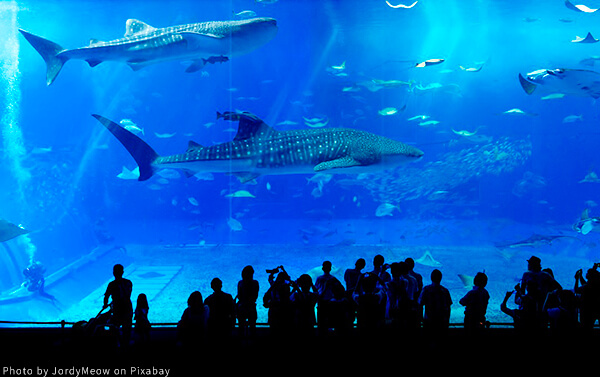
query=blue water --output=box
[1,0,600,324]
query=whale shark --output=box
[19,17,278,85]
[92,111,424,183]
[495,234,579,249]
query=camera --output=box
[266,265,284,274]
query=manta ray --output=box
[518,68,600,98]
[92,111,424,183]
[19,17,278,85]
[0,219,29,243]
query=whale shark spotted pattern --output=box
[92,111,424,183]
[19,17,278,85]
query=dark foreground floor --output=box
[0,326,596,374]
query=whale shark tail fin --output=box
[19,29,68,86]
[92,114,160,181]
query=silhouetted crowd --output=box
[98,254,600,349]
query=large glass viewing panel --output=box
[0,0,598,326]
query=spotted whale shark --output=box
[19,17,278,85]
[92,111,424,183]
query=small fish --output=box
[385,0,418,9]
[224,190,256,198]
[227,217,243,231]
[541,93,565,100]
[459,64,484,72]
[188,197,199,206]
[234,10,257,19]
[330,61,346,71]
[415,58,444,68]
[202,55,229,65]
[154,132,176,138]
[119,119,144,135]
[276,120,299,126]
[501,108,538,116]
[375,202,399,216]
[562,114,583,123]
[418,120,440,127]
[407,115,430,121]
[452,128,478,136]
[378,107,398,116]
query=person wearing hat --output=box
[516,256,559,314]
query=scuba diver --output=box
[22,260,57,302]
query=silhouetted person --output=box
[544,289,579,337]
[236,265,259,338]
[406,257,424,325]
[370,254,391,291]
[204,277,235,340]
[519,256,558,311]
[263,266,293,337]
[344,258,365,323]
[418,269,452,337]
[574,266,600,332]
[399,261,419,331]
[103,263,133,347]
[501,286,545,335]
[290,274,318,338]
[353,273,386,338]
[177,291,209,348]
[344,258,366,296]
[385,262,409,332]
[134,293,150,344]
[459,272,489,334]
[329,281,353,337]
[315,260,343,334]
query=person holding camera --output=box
[574,263,600,332]
[263,265,293,337]
[290,273,319,338]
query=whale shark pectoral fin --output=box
[314,156,362,172]
[179,31,226,52]
[519,73,537,95]
[185,60,205,73]
[127,59,151,71]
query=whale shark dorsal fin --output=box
[217,111,276,141]
[187,140,204,153]
[125,19,156,37]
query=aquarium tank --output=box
[0,0,598,327]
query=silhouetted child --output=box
[459,272,489,333]
[236,265,259,338]
[134,293,150,344]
